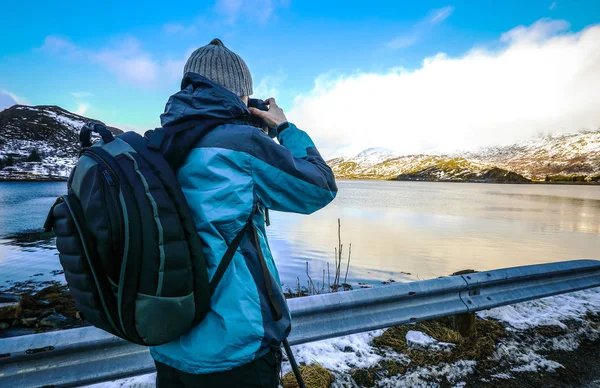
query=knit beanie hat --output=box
[183,38,253,96]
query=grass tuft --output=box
[281,363,335,388]
[373,316,505,367]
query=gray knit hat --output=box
[183,38,253,96]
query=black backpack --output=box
[44,121,241,346]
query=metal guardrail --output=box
[1,259,599,387]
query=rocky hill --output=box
[329,131,600,182]
[1,105,597,183]
[0,105,122,180]
[464,131,600,181]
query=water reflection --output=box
[267,182,600,285]
[0,181,599,290]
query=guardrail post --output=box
[453,312,476,337]
[451,269,477,337]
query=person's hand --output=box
[248,97,288,128]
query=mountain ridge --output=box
[0,105,122,180]
[328,130,600,182]
[1,104,598,183]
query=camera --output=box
[248,98,277,138]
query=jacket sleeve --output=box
[248,122,338,214]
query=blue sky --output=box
[1,0,600,156]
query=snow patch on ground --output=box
[406,330,437,347]
[376,360,477,388]
[406,330,454,352]
[83,374,156,388]
[44,109,86,130]
[282,329,399,374]
[89,287,600,387]
[490,372,513,380]
[478,287,600,330]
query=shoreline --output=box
[1,176,598,185]
[0,177,68,182]
[2,280,599,387]
[2,172,596,186]
[333,178,600,185]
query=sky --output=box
[1,0,600,158]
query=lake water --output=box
[0,181,599,290]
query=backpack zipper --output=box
[82,150,125,264]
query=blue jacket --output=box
[150,74,338,374]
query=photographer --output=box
[150,38,338,387]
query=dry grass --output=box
[373,316,505,368]
[281,363,335,388]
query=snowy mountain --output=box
[329,130,600,182]
[464,131,600,181]
[348,148,399,166]
[0,105,122,180]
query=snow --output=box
[406,330,437,347]
[377,360,477,388]
[405,330,455,352]
[477,286,600,330]
[330,130,600,180]
[490,373,513,380]
[0,105,99,180]
[283,329,395,374]
[82,287,600,387]
[42,109,86,131]
[348,147,400,166]
[83,374,156,388]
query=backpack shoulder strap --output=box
[209,220,252,295]
[209,216,284,321]
[145,119,227,170]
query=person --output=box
[150,38,338,387]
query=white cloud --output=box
[0,89,27,111]
[386,6,454,49]
[500,18,568,43]
[253,74,284,100]
[163,23,197,36]
[288,19,600,159]
[92,37,160,86]
[70,91,94,99]
[386,35,420,50]
[42,36,183,88]
[74,103,89,116]
[41,36,79,55]
[428,6,454,25]
[214,0,288,24]
[549,2,557,10]
[106,121,146,133]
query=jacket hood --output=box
[160,72,250,128]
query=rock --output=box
[22,311,37,319]
[0,322,9,330]
[39,309,57,319]
[0,294,22,320]
[39,313,68,328]
[20,317,38,327]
